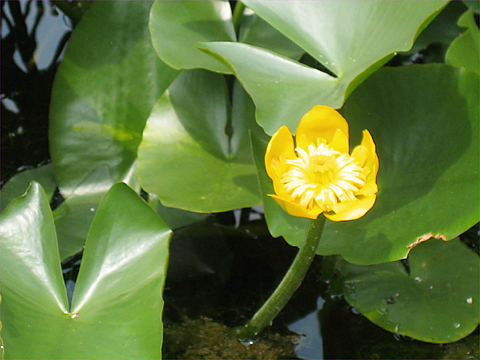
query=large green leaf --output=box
[66,183,171,359]
[0,164,124,260]
[252,64,479,265]
[403,1,467,55]
[137,70,261,212]
[339,239,479,343]
[1,183,171,359]
[0,163,56,213]
[148,193,209,230]
[446,9,480,74]
[149,0,235,73]
[201,1,448,135]
[1,183,70,358]
[49,1,179,198]
[149,0,307,72]
[53,166,112,259]
[238,12,304,61]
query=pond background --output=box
[1,1,478,359]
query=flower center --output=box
[281,140,367,212]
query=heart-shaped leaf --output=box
[137,70,262,212]
[149,0,235,73]
[340,239,479,343]
[49,1,179,198]
[252,64,479,265]
[446,9,480,74]
[0,182,171,359]
[201,1,448,134]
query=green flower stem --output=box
[235,216,326,341]
[232,1,245,36]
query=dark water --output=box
[1,0,71,184]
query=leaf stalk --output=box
[234,216,326,341]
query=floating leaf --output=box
[201,1,448,134]
[340,239,479,343]
[0,183,171,359]
[446,9,480,74]
[252,64,479,265]
[50,1,179,198]
[137,70,261,213]
[149,0,235,73]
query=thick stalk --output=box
[235,216,326,341]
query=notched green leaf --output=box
[252,64,479,266]
[203,1,449,133]
[137,70,262,213]
[1,182,172,358]
[149,0,236,73]
[341,239,480,343]
[446,9,480,74]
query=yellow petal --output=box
[328,128,349,154]
[265,108,379,221]
[296,106,349,149]
[351,145,368,167]
[359,130,379,183]
[325,195,376,221]
[265,126,295,180]
[270,171,292,201]
[269,194,322,219]
[356,182,378,196]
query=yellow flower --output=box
[265,105,378,221]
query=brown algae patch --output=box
[163,316,299,359]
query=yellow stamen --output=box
[281,140,367,212]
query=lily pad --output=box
[340,238,480,343]
[201,0,448,134]
[446,9,480,74]
[0,163,56,213]
[137,70,262,213]
[252,64,479,265]
[0,182,171,359]
[49,1,179,198]
[149,0,235,73]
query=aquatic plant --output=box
[1,1,478,358]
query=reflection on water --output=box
[1,0,71,71]
[288,297,325,359]
[1,0,71,183]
